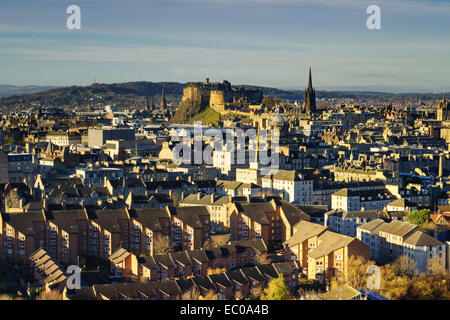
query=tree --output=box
[331,255,376,290]
[391,255,417,277]
[406,209,430,226]
[153,233,175,255]
[260,274,291,300]
[250,286,263,300]
[420,221,437,235]
[36,290,64,300]
[255,252,271,265]
[199,290,219,300]
[377,264,411,300]
[206,267,227,275]
[171,192,182,206]
[234,290,245,300]
[181,286,200,300]
[427,256,445,276]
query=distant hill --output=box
[0,81,445,110]
[0,85,59,98]
[0,82,185,109]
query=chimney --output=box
[246,194,251,203]
[197,192,202,200]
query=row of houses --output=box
[29,248,67,292]
[108,239,268,281]
[1,206,210,264]
[284,220,370,281]
[181,196,311,244]
[64,261,300,300]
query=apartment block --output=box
[357,219,446,273]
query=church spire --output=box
[145,96,150,112]
[304,67,316,116]
[308,67,313,90]
[160,88,167,112]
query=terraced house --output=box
[108,239,268,281]
[1,205,210,264]
[284,220,330,272]
[229,198,310,244]
[306,231,369,281]
[65,261,300,301]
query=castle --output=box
[181,79,264,113]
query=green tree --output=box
[406,209,431,226]
[260,274,291,300]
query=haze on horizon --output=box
[0,0,449,93]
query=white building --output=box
[331,188,396,212]
[357,219,446,274]
[261,170,313,205]
[324,209,389,237]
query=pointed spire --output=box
[308,67,313,89]
[146,96,150,111]
[160,88,167,111]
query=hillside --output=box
[0,81,444,112]
[0,82,186,109]
[0,85,59,98]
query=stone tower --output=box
[437,93,449,121]
[145,96,151,112]
[304,67,316,115]
[160,88,167,112]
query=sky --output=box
[0,0,449,92]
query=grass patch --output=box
[191,107,220,125]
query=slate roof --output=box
[308,231,357,259]
[404,231,444,247]
[3,211,46,236]
[285,220,329,247]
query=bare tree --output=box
[255,252,271,265]
[206,267,227,275]
[427,256,446,276]
[181,286,200,300]
[36,290,64,300]
[171,192,182,206]
[299,289,323,300]
[250,286,263,300]
[153,233,175,255]
[199,290,219,300]
[331,255,376,290]
[392,255,417,276]
[234,290,245,300]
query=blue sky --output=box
[0,0,449,92]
